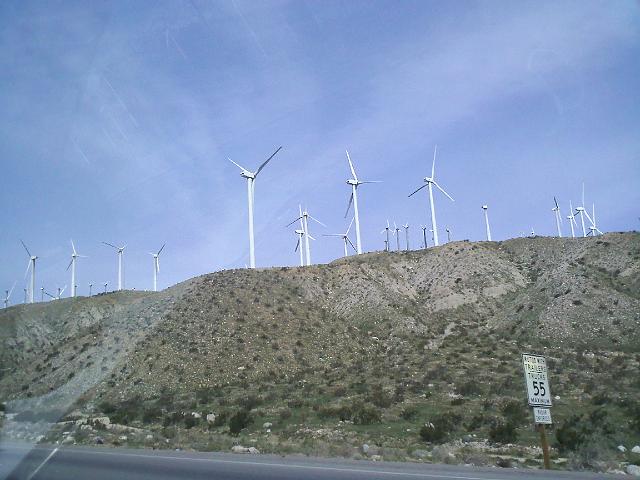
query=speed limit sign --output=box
[522,354,552,407]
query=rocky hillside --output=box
[1,233,639,472]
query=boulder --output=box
[232,445,250,454]
[206,414,216,424]
[119,435,128,441]
[370,455,382,461]
[632,445,640,454]
[263,422,272,429]
[192,412,202,419]
[617,445,627,453]
[627,465,640,477]
[361,444,369,454]
[247,447,260,454]
[92,416,111,427]
[95,437,104,445]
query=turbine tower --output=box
[567,201,578,238]
[3,282,16,308]
[103,242,126,290]
[344,150,381,254]
[104,282,108,294]
[149,244,166,292]
[67,239,87,297]
[420,225,428,249]
[293,229,305,266]
[445,227,452,243]
[552,197,563,238]
[393,222,401,252]
[408,146,454,246]
[574,183,593,238]
[587,204,603,236]
[381,220,391,252]
[323,218,356,258]
[89,283,93,296]
[20,240,37,303]
[482,205,492,241]
[403,223,410,251]
[229,146,282,268]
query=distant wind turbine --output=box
[574,183,593,238]
[293,229,305,266]
[587,204,603,236]
[344,150,381,254]
[381,220,391,252]
[408,146,454,246]
[323,217,357,258]
[567,201,578,238]
[552,197,563,238]
[482,205,492,241]
[103,242,126,290]
[445,227,452,243]
[20,240,37,303]
[89,283,93,296]
[420,225,428,249]
[67,239,87,297]
[403,223,410,251]
[3,282,16,308]
[229,146,283,268]
[286,206,323,266]
[149,244,166,292]
[393,222,401,252]
[104,282,108,294]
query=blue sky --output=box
[1,0,639,298]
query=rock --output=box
[80,425,93,431]
[554,395,560,400]
[632,445,640,454]
[361,444,370,454]
[247,447,260,454]
[263,422,272,429]
[232,445,250,454]
[627,465,640,476]
[92,416,111,427]
[462,435,473,443]
[191,412,201,419]
[206,414,216,423]
[370,455,382,461]
[75,418,87,426]
[119,435,128,441]
[146,434,153,440]
[95,437,104,445]
[617,445,627,452]
[35,435,45,443]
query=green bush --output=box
[98,400,116,414]
[488,420,518,444]
[419,412,463,444]
[500,400,527,426]
[456,380,482,396]
[229,410,252,435]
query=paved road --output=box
[0,443,620,480]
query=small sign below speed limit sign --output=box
[522,354,552,407]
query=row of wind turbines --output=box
[3,241,166,307]
[229,145,604,268]
[4,145,605,308]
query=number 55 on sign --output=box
[522,354,552,407]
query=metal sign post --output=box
[522,354,552,470]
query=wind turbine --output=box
[323,217,356,258]
[149,244,165,292]
[587,204,603,236]
[393,222,401,252]
[103,282,108,294]
[403,223,410,251]
[286,205,323,266]
[408,146,454,246]
[229,146,283,268]
[89,283,93,296]
[381,220,391,252]
[293,229,305,266]
[445,227,452,243]
[482,205,492,241]
[420,225,428,249]
[3,282,16,308]
[344,151,381,254]
[67,239,87,297]
[20,240,37,303]
[552,197,563,238]
[40,287,44,302]
[103,242,126,290]
[55,285,67,300]
[567,201,578,238]
[574,183,593,238]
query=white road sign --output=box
[522,354,552,407]
[533,407,552,424]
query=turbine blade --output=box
[71,239,77,255]
[346,150,358,182]
[157,243,166,255]
[255,146,282,177]
[228,158,249,172]
[66,258,73,271]
[554,196,559,209]
[347,237,357,251]
[432,145,437,179]
[23,260,31,280]
[102,242,118,249]
[408,184,427,197]
[285,217,303,228]
[359,180,382,184]
[309,215,326,227]
[322,234,344,237]
[344,192,354,218]
[582,182,585,207]
[346,216,355,236]
[433,181,454,201]
[294,238,300,252]
[20,240,32,257]
[307,234,316,241]
[8,281,16,298]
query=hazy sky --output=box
[1,0,639,298]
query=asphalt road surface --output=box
[0,443,621,480]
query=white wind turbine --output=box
[103,282,108,294]
[3,282,16,308]
[286,205,323,266]
[103,242,126,290]
[587,204,603,236]
[293,228,305,267]
[552,197,563,238]
[323,218,356,258]
[89,283,93,296]
[567,201,578,238]
[381,220,391,252]
[20,240,37,303]
[574,183,593,238]
[66,239,87,297]
[55,285,67,300]
[403,223,410,251]
[445,227,452,243]
[482,205,492,241]
[393,222,401,252]
[149,244,165,292]
[408,146,454,247]
[229,146,283,268]
[344,151,381,254]
[420,225,428,249]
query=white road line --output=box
[26,446,58,480]
[55,448,505,480]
